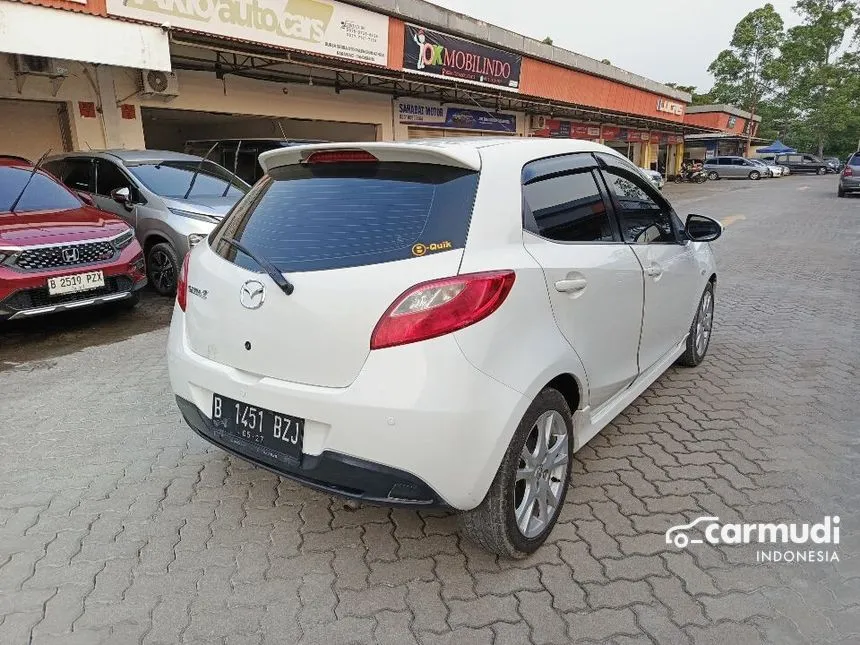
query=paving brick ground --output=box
[1,175,858,644]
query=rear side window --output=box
[212,162,480,273]
[849,154,860,167]
[523,171,616,242]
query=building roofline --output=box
[346,0,691,103]
[685,104,762,121]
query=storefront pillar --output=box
[674,143,685,175]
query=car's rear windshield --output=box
[0,167,81,213]
[848,154,860,167]
[127,161,249,199]
[211,162,480,273]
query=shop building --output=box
[1,0,708,177]
[683,104,765,160]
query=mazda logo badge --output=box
[62,247,80,263]
[239,280,266,309]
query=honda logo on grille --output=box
[62,248,80,263]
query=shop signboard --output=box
[653,132,684,145]
[106,0,390,66]
[533,119,600,140]
[601,125,621,141]
[398,100,517,133]
[403,24,521,92]
[624,129,650,143]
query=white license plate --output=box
[47,271,105,295]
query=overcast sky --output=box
[427,0,802,91]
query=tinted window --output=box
[127,160,248,199]
[718,158,732,166]
[0,167,82,212]
[57,158,95,193]
[602,169,677,244]
[848,154,860,167]
[96,160,134,196]
[212,162,480,273]
[523,171,615,242]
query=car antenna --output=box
[183,141,219,200]
[222,140,242,197]
[9,148,51,213]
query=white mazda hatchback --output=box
[168,139,721,557]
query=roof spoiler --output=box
[258,142,482,174]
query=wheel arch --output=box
[143,232,173,256]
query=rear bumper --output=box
[839,176,860,191]
[176,396,443,506]
[167,308,527,510]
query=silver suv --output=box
[45,151,249,295]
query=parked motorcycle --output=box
[674,169,708,184]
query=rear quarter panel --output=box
[454,143,590,403]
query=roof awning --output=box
[0,4,171,71]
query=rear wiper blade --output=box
[220,237,294,295]
[9,148,51,213]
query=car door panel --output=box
[525,237,644,407]
[597,154,702,372]
[519,159,643,408]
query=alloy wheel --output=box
[695,290,714,356]
[149,249,176,293]
[514,410,569,539]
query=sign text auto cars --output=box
[107,0,389,66]
[404,24,521,91]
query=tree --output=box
[708,3,785,149]
[776,0,859,156]
[541,37,553,45]
[665,83,716,105]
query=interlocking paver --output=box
[1,180,856,643]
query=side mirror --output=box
[111,187,134,211]
[685,214,722,242]
[77,191,95,207]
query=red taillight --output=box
[844,166,854,176]
[304,150,379,164]
[176,253,190,312]
[370,271,516,350]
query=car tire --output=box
[147,242,180,296]
[838,186,845,197]
[749,170,761,180]
[459,388,573,558]
[678,282,715,368]
[707,171,719,181]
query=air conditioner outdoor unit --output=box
[12,55,68,95]
[14,55,68,77]
[530,114,547,130]
[139,70,180,99]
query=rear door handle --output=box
[555,277,587,293]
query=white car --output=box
[638,167,665,190]
[167,139,722,557]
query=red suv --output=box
[0,155,147,321]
